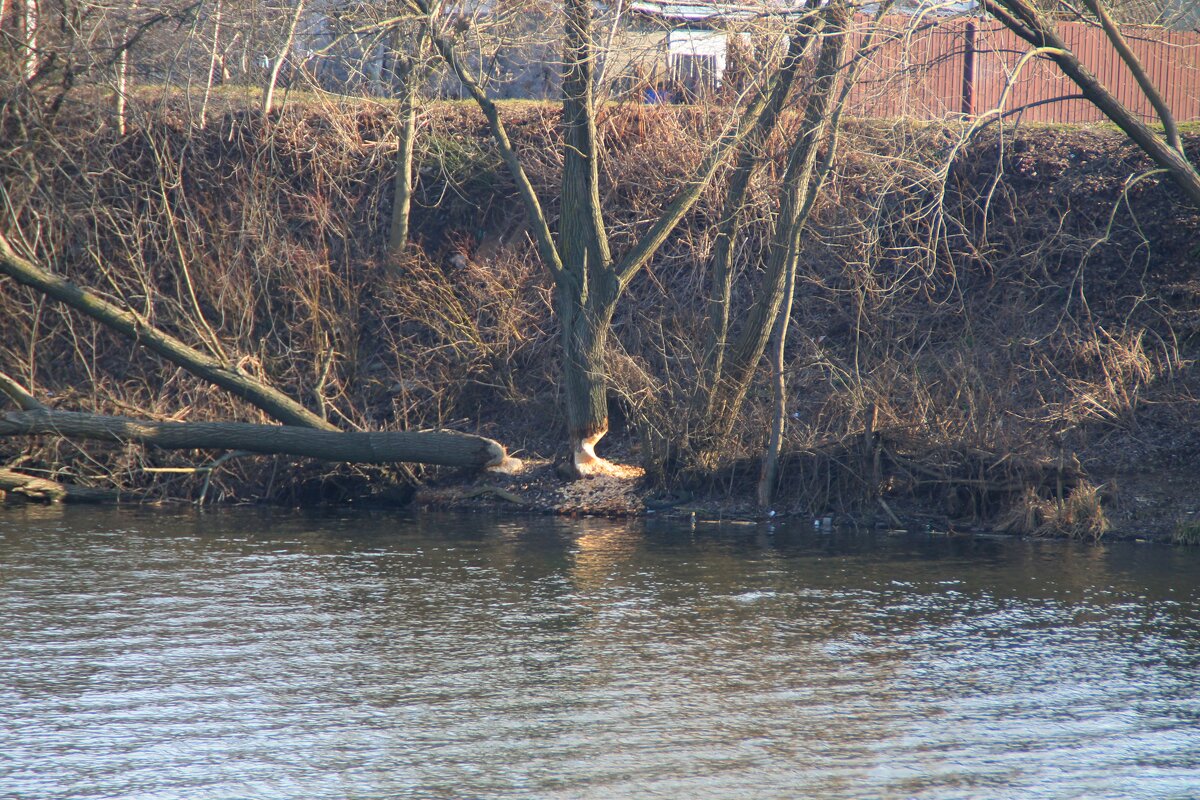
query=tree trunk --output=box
[0,408,514,469]
[262,0,305,116]
[757,2,889,504]
[756,235,799,509]
[21,0,37,80]
[113,0,144,135]
[0,468,120,503]
[982,0,1200,208]
[199,0,223,128]
[556,0,619,474]
[557,278,618,474]
[115,44,129,134]
[700,13,823,401]
[387,35,419,263]
[704,6,850,436]
[560,0,611,277]
[0,232,335,430]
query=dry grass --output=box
[2,97,1198,517]
[1000,482,1110,541]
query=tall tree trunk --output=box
[262,0,305,116]
[199,0,223,129]
[557,0,618,474]
[387,29,421,264]
[704,5,851,437]
[757,1,890,505]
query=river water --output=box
[2,506,1199,800]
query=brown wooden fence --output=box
[845,15,1200,123]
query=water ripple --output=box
[2,508,1199,800]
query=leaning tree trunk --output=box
[0,233,519,470]
[982,0,1200,208]
[0,232,335,430]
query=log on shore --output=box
[0,409,516,470]
[0,469,120,503]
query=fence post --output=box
[961,19,977,116]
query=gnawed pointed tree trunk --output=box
[558,276,619,474]
[0,408,512,468]
[556,0,620,475]
[0,468,121,503]
[417,0,785,477]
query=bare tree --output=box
[416,0,843,476]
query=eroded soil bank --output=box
[1,99,1198,541]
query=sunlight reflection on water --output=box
[2,506,1199,799]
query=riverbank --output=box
[1,97,1198,542]
[408,455,1199,544]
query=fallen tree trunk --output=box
[0,408,515,469]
